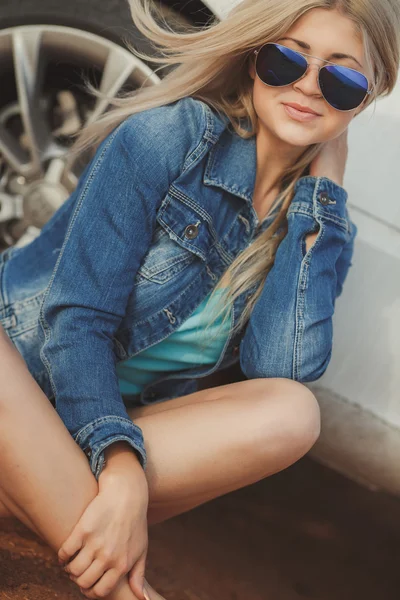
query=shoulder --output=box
[119,96,211,155]
[91,97,227,191]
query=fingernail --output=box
[143,582,150,600]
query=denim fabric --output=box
[0,96,357,480]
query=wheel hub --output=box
[23,179,69,228]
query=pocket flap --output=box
[156,186,215,262]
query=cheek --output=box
[252,78,277,111]
[251,80,284,131]
[320,110,355,141]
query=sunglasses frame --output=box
[253,42,373,112]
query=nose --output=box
[293,61,323,97]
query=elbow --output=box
[296,360,330,383]
[240,347,332,383]
[240,351,294,381]
[295,347,333,383]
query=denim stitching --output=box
[293,178,321,381]
[92,435,148,480]
[38,122,126,399]
[182,101,215,172]
[288,206,348,231]
[73,415,143,445]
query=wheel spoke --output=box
[62,168,79,191]
[86,46,139,125]
[12,28,51,177]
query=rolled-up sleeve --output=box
[38,99,206,479]
[239,176,357,384]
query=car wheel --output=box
[0,0,191,250]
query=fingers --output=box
[77,549,133,598]
[69,558,105,591]
[77,566,122,599]
[59,533,128,598]
[63,546,93,578]
[129,548,148,600]
[58,525,84,564]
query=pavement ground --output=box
[1,454,400,600]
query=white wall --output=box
[210,0,400,492]
[306,77,400,494]
[315,82,400,426]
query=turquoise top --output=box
[116,288,231,395]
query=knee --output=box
[250,377,321,455]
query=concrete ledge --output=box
[307,384,400,497]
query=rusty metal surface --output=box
[1,456,400,599]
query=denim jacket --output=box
[0,96,357,480]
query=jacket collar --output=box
[202,106,285,229]
[203,110,257,207]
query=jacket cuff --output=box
[73,416,147,481]
[290,176,349,232]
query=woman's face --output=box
[248,7,374,148]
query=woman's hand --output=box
[309,128,349,187]
[58,443,149,599]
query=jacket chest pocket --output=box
[136,188,216,285]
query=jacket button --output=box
[184,223,199,239]
[84,447,92,458]
[233,345,240,356]
[318,191,335,206]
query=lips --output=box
[282,103,322,123]
[283,102,321,116]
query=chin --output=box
[273,123,321,147]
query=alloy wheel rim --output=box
[0,24,160,248]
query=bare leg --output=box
[125,377,321,526]
[0,324,320,596]
[0,377,320,528]
[0,325,151,600]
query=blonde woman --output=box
[0,0,399,598]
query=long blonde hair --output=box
[68,0,400,344]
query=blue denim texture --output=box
[0,97,357,480]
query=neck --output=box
[253,121,306,204]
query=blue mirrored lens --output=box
[319,65,369,110]
[256,43,307,86]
